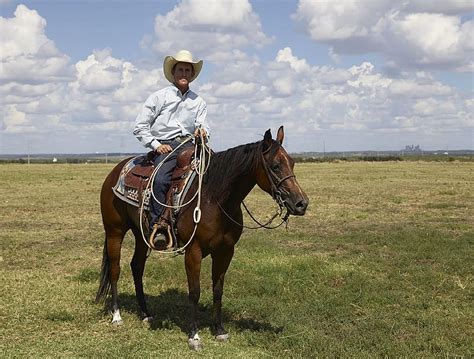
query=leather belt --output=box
[174,135,191,143]
[159,135,190,144]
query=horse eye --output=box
[271,164,280,171]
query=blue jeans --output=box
[150,139,193,229]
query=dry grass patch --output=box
[1,162,473,357]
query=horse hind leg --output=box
[98,160,132,325]
[130,226,152,322]
[106,227,127,325]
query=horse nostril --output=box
[295,199,308,211]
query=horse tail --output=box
[95,237,110,304]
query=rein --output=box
[217,201,289,230]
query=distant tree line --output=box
[293,154,473,163]
[1,152,473,164]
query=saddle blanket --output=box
[112,155,152,210]
[112,154,197,213]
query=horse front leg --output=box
[185,244,202,350]
[211,245,234,341]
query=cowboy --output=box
[133,50,210,249]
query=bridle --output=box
[217,141,295,229]
[260,143,296,212]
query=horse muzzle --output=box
[283,194,309,216]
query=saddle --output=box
[112,153,153,208]
[112,149,196,219]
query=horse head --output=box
[257,126,309,216]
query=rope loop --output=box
[193,207,201,224]
[139,129,211,256]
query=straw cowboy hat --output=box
[163,50,203,83]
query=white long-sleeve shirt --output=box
[133,85,209,150]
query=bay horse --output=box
[95,126,309,349]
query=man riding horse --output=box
[133,50,210,249]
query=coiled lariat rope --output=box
[138,131,211,256]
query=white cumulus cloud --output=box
[147,0,272,62]
[276,47,311,73]
[0,4,73,83]
[292,0,473,71]
[1,4,472,153]
[75,49,133,93]
[214,81,257,98]
[0,5,167,147]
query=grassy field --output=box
[1,161,472,357]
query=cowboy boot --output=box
[149,219,172,250]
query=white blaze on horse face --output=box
[111,309,123,325]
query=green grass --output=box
[1,162,473,357]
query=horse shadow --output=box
[115,289,283,335]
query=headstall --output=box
[260,143,295,215]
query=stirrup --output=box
[149,224,173,250]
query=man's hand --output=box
[194,128,207,138]
[156,144,172,154]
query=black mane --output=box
[204,140,263,200]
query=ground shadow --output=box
[113,289,283,335]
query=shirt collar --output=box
[172,84,190,98]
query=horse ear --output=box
[276,126,284,145]
[263,129,272,150]
[264,129,272,141]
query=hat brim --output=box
[163,56,203,83]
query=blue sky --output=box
[1,0,473,154]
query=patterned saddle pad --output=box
[112,154,154,209]
[112,149,196,212]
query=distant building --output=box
[404,145,422,153]
[52,157,58,163]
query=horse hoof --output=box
[188,334,202,351]
[215,333,229,342]
[188,339,202,351]
[111,309,122,326]
[142,316,153,323]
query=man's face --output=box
[173,62,194,88]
